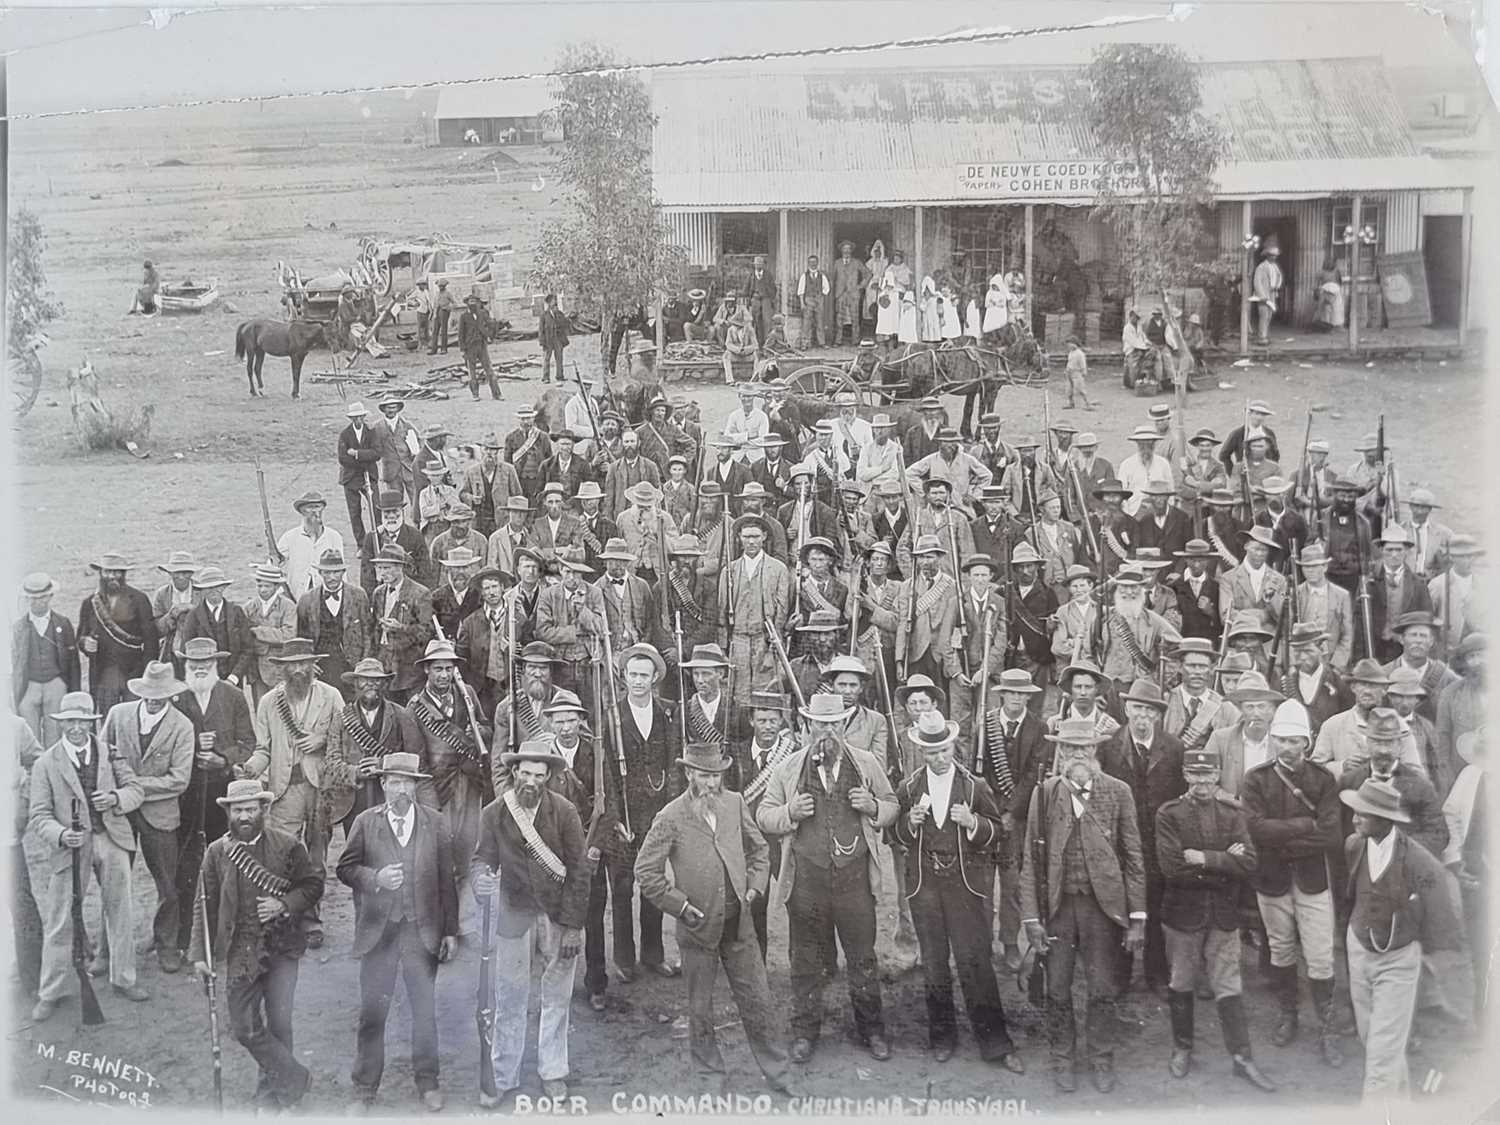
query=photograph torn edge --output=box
[0,8,1173,122]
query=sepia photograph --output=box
[2,0,1497,1119]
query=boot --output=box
[1167,989,1194,1078]
[1269,964,1299,1047]
[1310,977,1345,1068]
[1218,996,1278,1092]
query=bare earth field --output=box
[5,100,1494,1116]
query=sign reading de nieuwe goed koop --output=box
[955,160,1145,199]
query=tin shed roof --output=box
[653,57,1467,208]
[435,77,554,121]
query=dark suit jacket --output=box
[338,422,382,490]
[1254,507,1312,560]
[361,524,433,591]
[296,584,371,670]
[1342,829,1462,953]
[368,579,434,691]
[337,802,458,956]
[1241,757,1342,896]
[471,788,590,934]
[1018,772,1147,928]
[635,789,768,949]
[1277,664,1352,741]
[1134,507,1191,560]
[541,455,592,501]
[12,612,81,702]
[751,456,797,509]
[704,460,751,518]
[77,586,157,683]
[742,269,777,303]
[1099,727,1187,876]
[189,826,323,965]
[180,599,255,682]
[611,698,681,829]
[995,707,1049,820]
[892,765,1003,899]
[1370,569,1434,647]
[1171,573,1222,640]
[172,682,255,818]
[1338,762,1448,859]
[1008,581,1058,666]
[1155,792,1257,932]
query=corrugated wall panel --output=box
[1385,191,1420,253]
[663,212,718,267]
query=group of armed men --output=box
[8,379,1488,1111]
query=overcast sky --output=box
[3,0,1482,117]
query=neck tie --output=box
[393,814,406,843]
[1187,695,1201,722]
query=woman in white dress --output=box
[889,252,918,344]
[937,282,963,341]
[864,239,889,324]
[918,274,942,342]
[981,273,1011,339]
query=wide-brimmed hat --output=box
[1404,487,1440,509]
[191,566,233,589]
[1112,566,1149,587]
[415,640,465,665]
[1128,425,1160,442]
[1064,564,1095,583]
[1227,612,1274,641]
[908,710,960,749]
[440,547,483,570]
[795,609,843,633]
[748,689,789,713]
[677,743,733,773]
[377,393,406,411]
[50,691,102,722]
[270,638,325,663]
[625,481,660,506]
[1011,542,1043,566]
[995,668,1042,694]
[21,572,58,597]
[1173,637,1218,660]
[598,537,636,562]
[617,642,666,680]
[1296,543,1331,567]
[1375,526,1414,548]
[500,738,568,769]
[1392,611,1438,634]
[1287,622,1328,647]
[376,752,431,780]
[667,533,704,558]
[1199,488,1239,508]
[502,496,532,514]
[1448,534,1484,558]
[1339,777,1411,824]
[128,661,188,700]
[1227,671,1284,704]
[314,549,347,572]
[1240,526,1280,552]
[895,674,947,709]
[682,643,731,670]
[1347,658,1392,684]
[1386,667,1428,697]
[157,550,196,574]
[1174,539,1215,560]
[1120,678,1167,710]
[1130,548,1171,571]
[799,536,838,563]
[1059,659,1104,691]
[92,552,135,573]
[532,691,585,720]
[177,636,229,663]
[911,534,945,558]
[824,654,870,680]
[572,480,605,504]
[1253,476,1294,496]
[1352,433,1380,453]
[1091,478,1131,499]
[447,503,476,520]
[1046,717,1108,746]
[370,544,410,568]
[292,490,327,513]
[1187,428,1219,447]
[344,401,370,419]
[961,553,998,574]
[216,778,275,808]
[800,692,854,723]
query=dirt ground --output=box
[6,100,1494,1117]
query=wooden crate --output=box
[1043,312,1075,348]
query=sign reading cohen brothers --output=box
[956,159,1144,199]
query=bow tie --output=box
[610,578,626,587]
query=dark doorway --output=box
[1423,215,1463,327]
[831,221,892,343]
[1253,217,1296,325]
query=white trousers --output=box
[491,910,577,1089]
[1348,933,1421,1101]
[35,832,136,1000]
[1256,885,1335,979]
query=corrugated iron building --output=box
[431,78,563,146]
[653,58,1481,346]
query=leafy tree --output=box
[1086,44,1227,300]
[529,43,685,373]
[7,209,64,416]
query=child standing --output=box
[1065,336,1095,409]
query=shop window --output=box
[1330,202,1381,247]
[721,214,771,256]
[950,208,1022,285]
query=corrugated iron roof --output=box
[435,77,554,121]
[653,58,1464,208]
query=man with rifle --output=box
[733,690,800,958]
[471,740,590,1106]
[1366,528,1433,664]
[948,555,1007,747]
[189,778,324,1113]
[853,542,903,698]
[27,691,145,1021]
[337,753,458,1113]
[720,518,792,706]
[983,668,1048,972]
[895,536,958,686]
[1320,478,1375,599]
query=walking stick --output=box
[69,799,105,1026]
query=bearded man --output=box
[78,552,158,714]
[331,658,421,846]
[636,743,793,1095]
[1019,717,1146,1093]
[1095,567,1181,698]
[190,779,323,1113]
[337,753,458,1113]
[172,639,255,965]
[471,741,590,1105]
[491,641,562,762]
[757,693,897,1064]
[242,638,352,949]
[295,549,370,700]
[243,563,297,704]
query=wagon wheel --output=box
[7,346,44,419]
[778,363,865,406]
[372,258,393,299]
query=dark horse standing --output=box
[234,319,327,399]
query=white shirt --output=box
[1367,830,1397,881]
[628,699,654,740]
[742,552,764,580]
[257,596,280,618]
[1243,735,1271,774]
[386,805,413,847]
[564,395,595,440]
[1297,664,1325,703]
[1117,453,1174,517]
[697,694,721,726]
[555,739,580,770]
[138,701,169,736]
[323,586,344,616]
[191,685,215,714]
[1247,564,1266,600]
[171,584,194,608]
[277,525,345,598]
[1068,779,1093,819]
[63,736,95,770]
[703,807,718,833]
[547,516,562,541]
[360,704,381,730]
[818,756,843,793]
[926,766,955,828]
[29,612,51,638]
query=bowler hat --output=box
[1338,777,1411,824]
[1174,539,1215,560]
[1347,658,1392,684]
[1119,678,1167,710]
[617,642,666,680]
[908,710,960,749]
[682,643,731,670]
[1091,479,1131,499]
[1173,637,1217,660]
